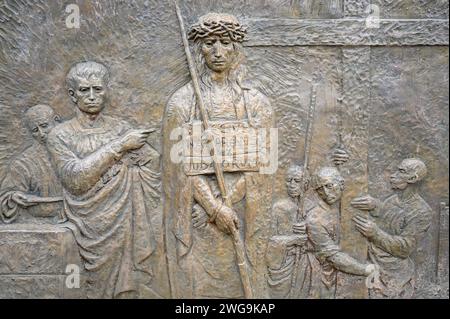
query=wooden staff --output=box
[290,82,317,294]
[173,1,253,299]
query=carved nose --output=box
[38,128,46,138]
[89,88,95,100]
[214,43,224,58]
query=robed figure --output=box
[162,13,275,298]
[47,61,162,298]
[0,105,62,223]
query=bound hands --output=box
[351,195,381,238]
[11,192,40,208]
[215,203,240,235]
[192,202,240,235]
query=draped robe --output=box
[368,193,432,298]
[47,115,161,298]
[0,143,62,223]
[266,196,316,298]
[162,82,274,298]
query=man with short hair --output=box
[305,166,378,298]
[0,104,62,223]
[47,61,162,298]
[352,158,432,298]
[265,163,310,298]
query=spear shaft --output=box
[290,83,317,295]
[174,1,253,298]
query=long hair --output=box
[192,40,248,109]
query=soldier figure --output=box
[352,158,432,298]
[304,166,378,298]
[266,164,310,298]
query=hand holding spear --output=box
[173,1,253,298]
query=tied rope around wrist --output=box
[209,200,223,223]
[365,266,383,291]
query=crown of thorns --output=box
[188,15,247,43]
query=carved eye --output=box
[32,127,39,133]
[94,86,103,92]
[79,87,89,92]
[40,123,48,128]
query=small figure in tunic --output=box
[352,158,432,298]
[0,104,63,224]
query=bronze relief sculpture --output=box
[0,105,63,224]
[352,158,432,298]
[47,61,161,298]
[163,12,274,299]
[0,1,448,300]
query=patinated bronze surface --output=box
[0,0,448,299]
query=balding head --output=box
[390,157,428,190]
[402,158,427,182]
[311,166,345,205]
[24,104,59,144]
[311,167,344,190]
[286,163,309,198]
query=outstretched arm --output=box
[47,128,152,196]
[308,215,371,276]
[328,252,370,276]
[47,134,122,196]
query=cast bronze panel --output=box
[0,0,448,299]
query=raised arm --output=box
[353,208,431,259]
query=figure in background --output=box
[352,158,432,298]
[265,164,310,298]
[47,61,162,298]
[0,104,62,224]
[265,149,349,298]
[304,166,378,298]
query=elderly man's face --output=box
[27,114,57,144]
[201,35,236,73]
[390,161,414,190]
[71,77,107,115]
[316,175,343,205]
[286,167,306,198]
